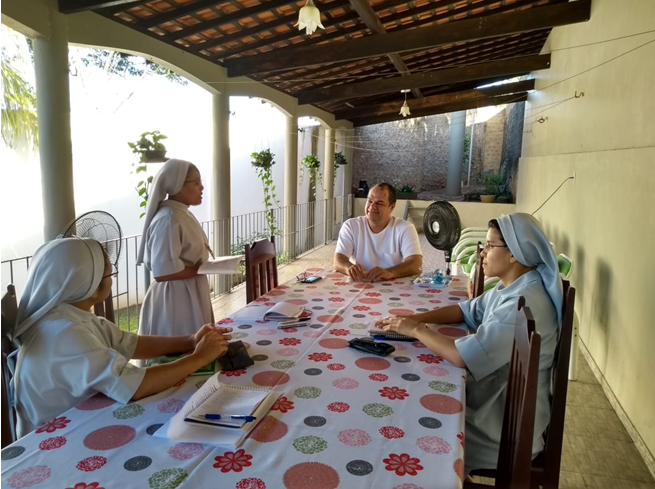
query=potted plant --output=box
[480,173,505,203]
[128,131,168,163]
[334,151,347,165]
[251,149,279,234]
[396,184,417,200]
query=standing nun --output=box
[376,213,563,475]
[137,159,214,337]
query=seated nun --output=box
[8,237,232,438]
[376,213,563,475]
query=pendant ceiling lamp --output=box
[296,0,324,35]
[399,89,411,117]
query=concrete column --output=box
[212,92,231,293]
[323,128,335,242]
[446,110,467,196]
[33,5,75,240]
[342,128,354,221]
[284,115,298,259]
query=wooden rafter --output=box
[59,0,144,14]
[351,92,529,126]
[298,54,550,105]
[334,79,535,119]
[225,0,590,77]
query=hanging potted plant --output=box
[334,151,347,165]
[299,154,322,188]
[128,131,168,163]
[251,149,279,235]
[396,184,417,200]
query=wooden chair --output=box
[473,242,485,298]
[244,236,278,303]
[470,282,577,488]
[466,297,541,489]
[1,285,19,448]
[93,293,115,323]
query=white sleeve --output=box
[335,219,355,258]
[147,213,185,277]
[399,221,422,258]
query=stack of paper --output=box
[198,255,244,275]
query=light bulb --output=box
[295,0,324,35]
[399,100,411,117]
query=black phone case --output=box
[348,338,396,357]
[218,340,255,371]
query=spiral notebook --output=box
[368,320,416,341]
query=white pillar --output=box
[446,110,467,196]
[33,3,75,240]
[342,128,354,221]
[212,92,231,293]
[323,128,335,242]
[284,115,298,259]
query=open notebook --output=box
[263,301,311,321]
[154,374,281,448]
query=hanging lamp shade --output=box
[295,0,324,35]
[399,100,411,117]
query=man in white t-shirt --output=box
[334,183,422,282]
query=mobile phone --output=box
[348,337,396,357]
[301,276,322,283]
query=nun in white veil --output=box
[137,158,214,337]
[376,212,563,475]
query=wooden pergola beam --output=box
[298,53,550,105]
[351,92,529,126]
[225,0,590,77]
[334,78,534,119]
[58,0,144,14]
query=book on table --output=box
[262,301,311,321]
[197,255,244,275]
[155,373,281,448]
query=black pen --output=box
[278,318,312,329]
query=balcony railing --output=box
[1,195,351,333]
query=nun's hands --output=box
[193,326,232,363]
[376,315,422,336]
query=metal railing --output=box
[1,195,352,332]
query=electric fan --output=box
[422,201,462,274]
[58,210,123,268]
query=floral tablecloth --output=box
[1,271,470,489]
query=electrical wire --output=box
[531,177,574,215]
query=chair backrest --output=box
[473,242,485,298]
[532,280,576,488]
[244,236,278,303]
[1,285,18,448]
[93,293,115,323]
[495,297,541,489]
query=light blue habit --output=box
[454,213,563,474]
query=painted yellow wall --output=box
[519,0,655,466]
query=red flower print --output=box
[426,289,443,294]
[418,353,444,364]
[379,426,405,439]
[327,363,345,371]
[327,402,350,413]
[279,338,302,346]
[328,297,345,302]
[369,373,388,382]
[36,417,70,433]
[281,327,298,333]
[353,305,370,311]
[67,483,104,489]
[369,312,382,316]
[412,342,427,349]
[214,449,253,473]
[329,329,349,336]
[271,396,294,413]
[264,302,276,307]
[236,479,266,489]
[77,456,107,472]
[383,453,424,476]
[457,432,464,448]
[329,291,340,295]
[399,293,411,297]
[254,297,268,302]
[379,386,409,400]
[39,436,67,450]
[221,368,248,377]
[216,318,234,325]
[308,352,333,362]
[335,282,348,286]
[277,285,289,290]
[365,292,381,297]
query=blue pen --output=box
[204,414,257,422]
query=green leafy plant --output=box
[482,173,506,195]
[397,184,415,193]
[334,151,347,165]
[299,154,322,188]
[251,149,279,235]
[128,131,168,218]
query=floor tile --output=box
[582,474,655,489]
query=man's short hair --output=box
[374,183,397,206]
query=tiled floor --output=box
[211,240,655,489]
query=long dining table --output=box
[1,270,470,489]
